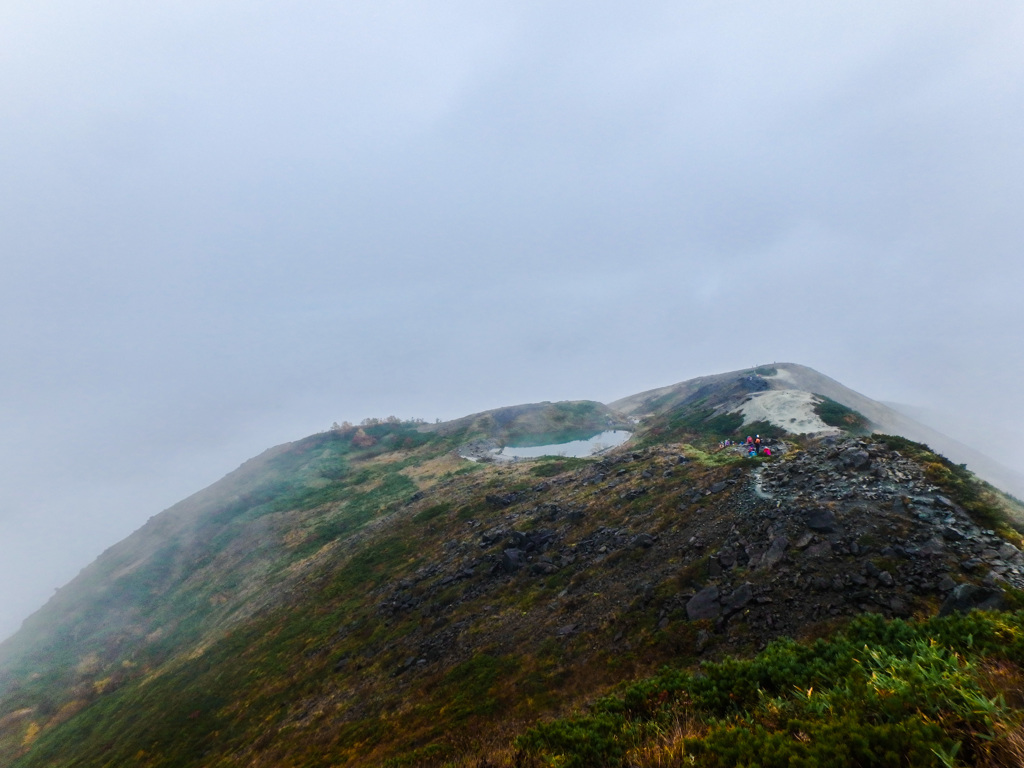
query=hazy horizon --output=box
[2,1,1024,640]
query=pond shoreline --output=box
[458,430,632,462]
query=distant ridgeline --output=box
[2,364,1024,767]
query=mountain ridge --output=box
[3,363,1024,767]
[613,362,1024,499]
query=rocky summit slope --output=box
[616,362,1024,499]
[1,365,1023,767]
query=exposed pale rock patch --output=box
[732,389,839,435]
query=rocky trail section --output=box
[742,437,1022,623]
[357,437,1023,693]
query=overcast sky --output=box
[1,1,1023,640]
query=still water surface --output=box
[498,430,631,459]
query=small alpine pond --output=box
[498,430,631,459]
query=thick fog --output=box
[1,1,1023,640]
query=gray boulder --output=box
[760,536,789,570]
[630,533,656,549]
[805,508,837,532]
[502,548,526,572]
[939,583,1005,615]
[686,586,721,621]
[723,583,753,615]
[840,449,871,470]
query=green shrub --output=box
[638,403,745,447]
[515,712,633,768]
[516,611,1024,768]
[813,396,871,434]
[741,420,788,440]
[687,713,950,768]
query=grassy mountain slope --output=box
[3,370,1024,766]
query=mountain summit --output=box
[614,363,1024,498]
[2,364,1023,767]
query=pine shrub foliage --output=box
[516,610,1024,767]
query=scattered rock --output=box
[940,584,1005,615]
[379,434,1024,700]
[760,536,789,570]
[717,548,737,568]
[889,597,911,616]
[795,532,815,550]
[695,629,711,653]
[686,586,721,621]
[916,538,945,557]
[723,583,753,615]
[486,492,523,508]
[805,541,833,559]
[629,534,656,549]
[805,508,838,532]
[479,528,508,549]
[621,487,649,501]
[502,549,525,572]
[942,527,966,542]
[509,529,555,552]
[999,543,1021,560]
[840,449,871,470]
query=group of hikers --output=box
[718,435,772,457]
